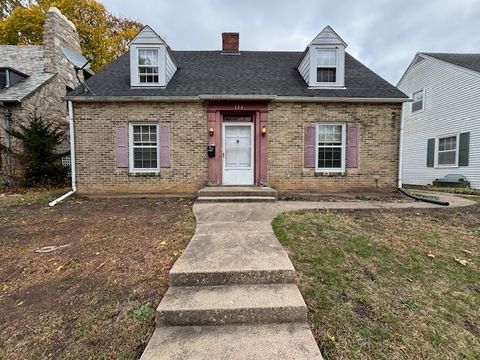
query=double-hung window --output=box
[412,89,424,113]
[436,135,458,166]
[316,49,338,83]
[316,123,346,172]
[138,49,159,84]
[129,124,159,172]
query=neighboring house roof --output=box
[422,53,480,74]
[69,50,407,100]
[0,45,56,102]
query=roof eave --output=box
[66,94,409,103]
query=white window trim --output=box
[434,133,459,168]
[315,123,346,173]
[411,88,425,114]
[128,123,160,173]
[314,48,339,87]
[130,44,166,87]
[137,48,160,85]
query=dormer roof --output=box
[309,26,347,47]
[128,25,167,46]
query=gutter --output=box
[49,100,76,206]
[65,94,409,103]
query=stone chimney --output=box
[43,7,82,88]
[222,32,239,54]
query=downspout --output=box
[397,105,405,189]
[49,100,76,206]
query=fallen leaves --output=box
[454,257,470,266]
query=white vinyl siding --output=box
[129,123,159,173]
[398,55,480,189]
[298,51,310,83]
[165,51,177,83]
[315,123,346,173]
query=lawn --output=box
[0,190,195,359]
[273,206,480,360]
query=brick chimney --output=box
[222,32,239,54]
[43,7,82,88]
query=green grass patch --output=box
[273,208,480,359]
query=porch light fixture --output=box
[209,127,214,135]
[261,126,267,135]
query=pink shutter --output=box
[304,124,316,168]
[159,123,171,168]
[347,123,359,168]
[116,124,128,168]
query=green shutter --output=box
[459,132,470,166]
[426,138,435,167]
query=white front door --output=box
[223,123,254,185]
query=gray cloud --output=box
[101,0,480,84]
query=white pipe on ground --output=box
[49,100,76,206]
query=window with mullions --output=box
[437,135,457,166]
[316,49,337,83]
[316,124,345,171]
[138,49,159,83]
[129,124,159,171]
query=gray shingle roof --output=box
[423,53,480,74]
[0,45,56,102]
[70,50,407,100]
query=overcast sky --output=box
[100,0,480,84]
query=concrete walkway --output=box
[141,193,475,360]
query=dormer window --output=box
[129,25,178,88]
[0,68,27,89]
[316,49,337,83]
[297,26,347,89]
[138,49,159,84]
[0,69,7,89]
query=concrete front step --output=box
[197,186,278,203]
[141,323,323,360]
[196,196,277,203]
[156,283,307,326]
[198,186,278,198]
[170,223,296,286]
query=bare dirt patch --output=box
[0,193,195,359]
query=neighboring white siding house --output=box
[397,53,480,189]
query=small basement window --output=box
[316,49,337,83]
[138,49,159,84]
[436,135,458,167]
[316,123,346,172]
[412,89,424,112]
[129,124,159,172]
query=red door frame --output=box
[207,101,269,186]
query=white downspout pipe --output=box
[398,103,406,188]
[49,100,76,206]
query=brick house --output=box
[0,7,90,178]
[67,25,407,195]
